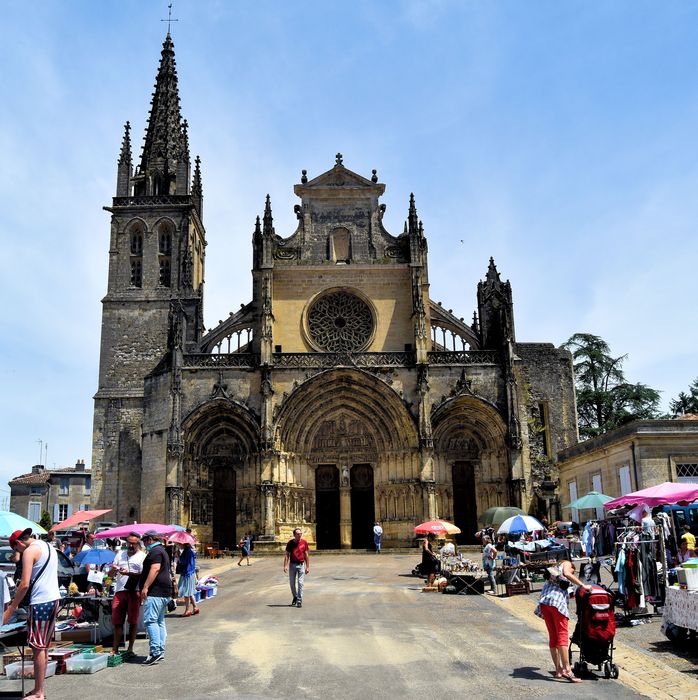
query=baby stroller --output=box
[569,585,619,679]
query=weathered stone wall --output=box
[516,343,578,454]
[92,397,144,522]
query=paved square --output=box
[37,555,644,699]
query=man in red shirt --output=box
[283,528,310,608]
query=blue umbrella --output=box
[72,548,117,566]
[0,511,47,537]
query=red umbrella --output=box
[413,520,461,535]
[50,509,112,532]
[167,531,197,546]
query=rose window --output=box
[307,291,373,352]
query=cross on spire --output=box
[161,3,179,34]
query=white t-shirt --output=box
[111,550,146,594]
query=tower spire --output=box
[407,193,419,235]
[116,121,132,196]
[132,32,188,196]
[191,155,203,217]
[263,194,274,236]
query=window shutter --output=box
[53,504,60,523]
[67,504,73,517]
[619,466,631,495]
[592,474,604,519]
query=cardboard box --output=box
[53,628,96,644]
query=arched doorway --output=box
[181,399,259,550]
[452,461,477,544]
[432,395,510,547]
[315,465,340,549]
[351,464,375,549]
[212,464,236,549]
[274,368,420,548]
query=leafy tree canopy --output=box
[562,333,662,439]
[670,377,698,417]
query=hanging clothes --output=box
[582,522,593,556]
[615,547,626,595]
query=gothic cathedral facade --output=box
[91,33,578,549]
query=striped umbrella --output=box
[497,514,546,535]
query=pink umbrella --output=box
[93,523,177,539]
[604,482,698,510]
[167,530,197,546]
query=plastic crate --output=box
[5,660,57,680]
[107,653,123,667]
[65,652,109,674]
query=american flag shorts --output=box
[28,600,59,649]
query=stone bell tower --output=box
[91,32,206,521]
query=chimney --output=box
[74,458,84,471]
[31,464,45,475]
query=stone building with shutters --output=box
[91,32,579,549]
[9,461,92,526]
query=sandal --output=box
[193,608,200,615]
[182,611,193,617]
[562,671,581,683]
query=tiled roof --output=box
[9,465,90,487]
[10,471,50,486]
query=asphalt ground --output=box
[3,555,646,700]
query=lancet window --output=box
[129,229,143,287]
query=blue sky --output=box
[1,1,697,495]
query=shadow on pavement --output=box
[510,666,557,682]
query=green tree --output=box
[562,333,662,439]
[670,377,698,416]
[39,510,52,531]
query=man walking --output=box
[373,521,383,553]
[283,528,309,608]
[139,530,172,665]
[109,533,145,658]
[3,528,60,700]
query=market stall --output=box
[661,586,698,635]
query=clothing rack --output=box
[613,532,665,620]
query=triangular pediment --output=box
[294,158,385,197]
